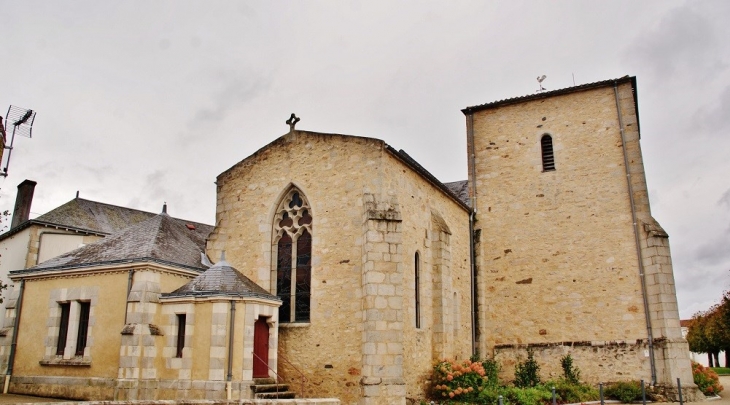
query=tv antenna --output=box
[536,75,547,93]
[1,105,36,177]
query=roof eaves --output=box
[0,220,109,242]
[10,257,206,278]
[462,76,635,114]
[384,146,472,212]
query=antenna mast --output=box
[1,105,36,176]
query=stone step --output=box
[256,391,297,399]
[253,377,277,385]
[252,383,291,393]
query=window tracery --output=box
[273,188,312,323]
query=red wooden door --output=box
[253,317,269,378]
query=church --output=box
[0,76,697,404]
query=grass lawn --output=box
[711,367,730,375]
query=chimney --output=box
[11,180,37,229]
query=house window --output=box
[541,134,555,171]
[176,314,186,358]
[415,252,421,329]
[75,302,91,356]
[273,188,313,323]
[56,303,70,356]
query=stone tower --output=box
[463,76,697,398]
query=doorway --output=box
[253,316,270,378]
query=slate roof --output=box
[164,257,279,300]
[443,180,469,207]
[12,212,213,275]
[0,197,212,243]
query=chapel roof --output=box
[12,210,213,275]
[164,256,279,300]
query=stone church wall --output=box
[209,132,385,404]
[468,82,654,381]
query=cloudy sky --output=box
[0,1,728,319]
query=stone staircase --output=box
[252,377,297,399]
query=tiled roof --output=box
[164,258,278,300]
[15,212,213,273]
[462,76,636,114]
[443,180,469,207]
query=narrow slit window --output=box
[541,134,555,171]
[176,314,186,358]
[56,303,70,356]
[415,252,421,329]
[75,302,91,356]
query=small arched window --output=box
[415,252,421,329]
[273,188,313,323]
[541,134,555,172]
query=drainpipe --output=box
[466,112,480,354]
[226,300,236,400]
[123,270,135,325]
[4,279,25,394]
[614,82,656,385]
[468,211,478,355]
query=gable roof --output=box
[0,198,211,242]
[164,257,278,300]
[11,212,213,275]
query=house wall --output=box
[0,227,31,328]
[7,271,128,399]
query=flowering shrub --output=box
[693,362,724,396]
[433,358,488,401]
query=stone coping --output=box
[3,400,340,405]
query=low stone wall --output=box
[493,339,651,383]
[10,376,116,400]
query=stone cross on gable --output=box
[286,113,300,132]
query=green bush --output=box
[483,358,501,386]
[547,379,599,403]
[604,381,642,403]
[504,386,553,405]
[693,361,724,396]
[514,349,541,388]
[560,354,581,384]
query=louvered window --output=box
[541,134,555,171]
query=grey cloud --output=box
[720,188,730,208]
[624,4,726,79]
[694,228,730,266]
[191,71,271,126]
[692,85,730,135]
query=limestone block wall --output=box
[208,131,472,404]
[209,132,385,405]
[380,152,472,402]
[467,81,654,381]
[466,79,693,390]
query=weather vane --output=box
[286,113,300,132]
[536,75,547,93]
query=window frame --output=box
[541,134,556,172]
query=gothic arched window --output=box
[273,188,313,323]
[541,134,555,171]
